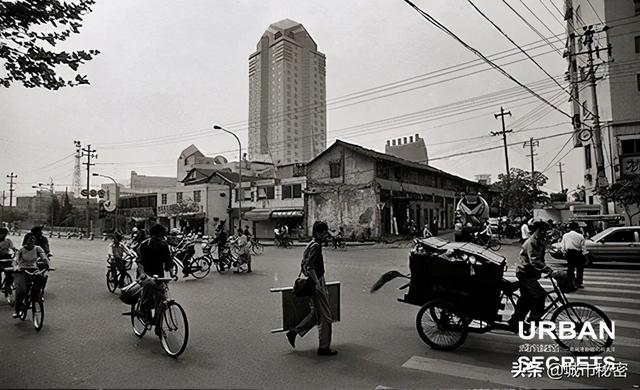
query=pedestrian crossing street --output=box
[398,264,640,389]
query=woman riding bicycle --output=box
[12,233,49,319]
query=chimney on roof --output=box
[409,136,414,143]
[415,133,420,140]
[403,137,407,144]
[386,140,390,146]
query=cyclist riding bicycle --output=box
[0,227,16,287]
[108,232,136,288]
[508,220,551,331]
[474,222,493,244]
[137,224,173,336]
[12,233,50,319]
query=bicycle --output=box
[2,266,15,306]
[472,233,502,251]
[274,236,293,248]
[122,276,189,358]
[411,269,613,355]
[13,267,55,331]
[168,239,211,279]
[199,241,235,273]
[249,237,264,255]
[106,254,134,293]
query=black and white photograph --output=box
[1,0,639,388]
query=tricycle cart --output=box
[390,237,613,355]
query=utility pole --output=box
[0,190,5,225]
[558,162,566,193]
[523,137,539,187]
[81,144,97,236]
[583,26,609,213]
[492,107,513,179]
[568,24,612,213]
[6,172,17,207]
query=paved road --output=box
[0,237,638,389]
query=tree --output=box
[596,176,640,225]
[0,0,99,90]
[491,168,550,217]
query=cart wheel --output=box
[487,239,502,251]
[550,302,613,355]
[416,299,469,351]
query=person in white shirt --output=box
[561,222,587,288]
[520,222,530,243]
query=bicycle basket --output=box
[119,281,142,305]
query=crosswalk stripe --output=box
[402,355,595,389]
[615,336,640,348]
[574,280,638,288]
[612,319,640,330]
[503,273,638,282]
[566,287,640,295]
[597,305,640,316]
[559,294,638,304]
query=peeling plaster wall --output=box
[307,186,381,240]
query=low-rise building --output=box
[305,140,487,241]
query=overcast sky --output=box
[1,0,584,198]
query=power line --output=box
[537,0,565,29]
[500,0,564,56]
[584,0,605,25]
[403,0,573,120]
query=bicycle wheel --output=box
[551,302,613,355]
[106,269,117,293]
[252,242,264,255]
[5,281,15,306]
[122,272,133,287]
[19,299,28,320]
[416,299,469,351]
[32,299,44,331]
[131,302,148,338]
[169,261,179,279]
[190,257,211,279]
[159,301,189,358]
[487,239,502,251]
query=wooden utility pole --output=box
[81,144,97,236]
[523,137,539,187]
[492,107,513,178]
[5,172,17,207]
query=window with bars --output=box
[161,194,167,205]
[282,184,302,199]
[176,192,183,202]
[193,190,201,203]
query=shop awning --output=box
[244,208,273,221]
[272,210,304,219]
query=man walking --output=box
[286,221,337,356]
[562,222,587,289]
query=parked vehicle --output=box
[549,226,640,264]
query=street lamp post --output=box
[93,173,120,232]
[213,125,242,231]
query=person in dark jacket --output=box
[286,221,337,356]
[508,220,551,330]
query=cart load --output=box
[371,237,506,323]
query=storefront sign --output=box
[119,207,155,218]
[157,201,202,217]
[621,156,640,175]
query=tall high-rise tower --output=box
[248,19,326,165]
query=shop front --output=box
[244,208,304,239]
[157,200,207,235]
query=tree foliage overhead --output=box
[0,0,99,90]
[490,168,550,217]
[596,176,640,223]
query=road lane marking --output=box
[596,306,640,316]
[566,287,640,295]
[559,294,638,304]
[402,355,595,389]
